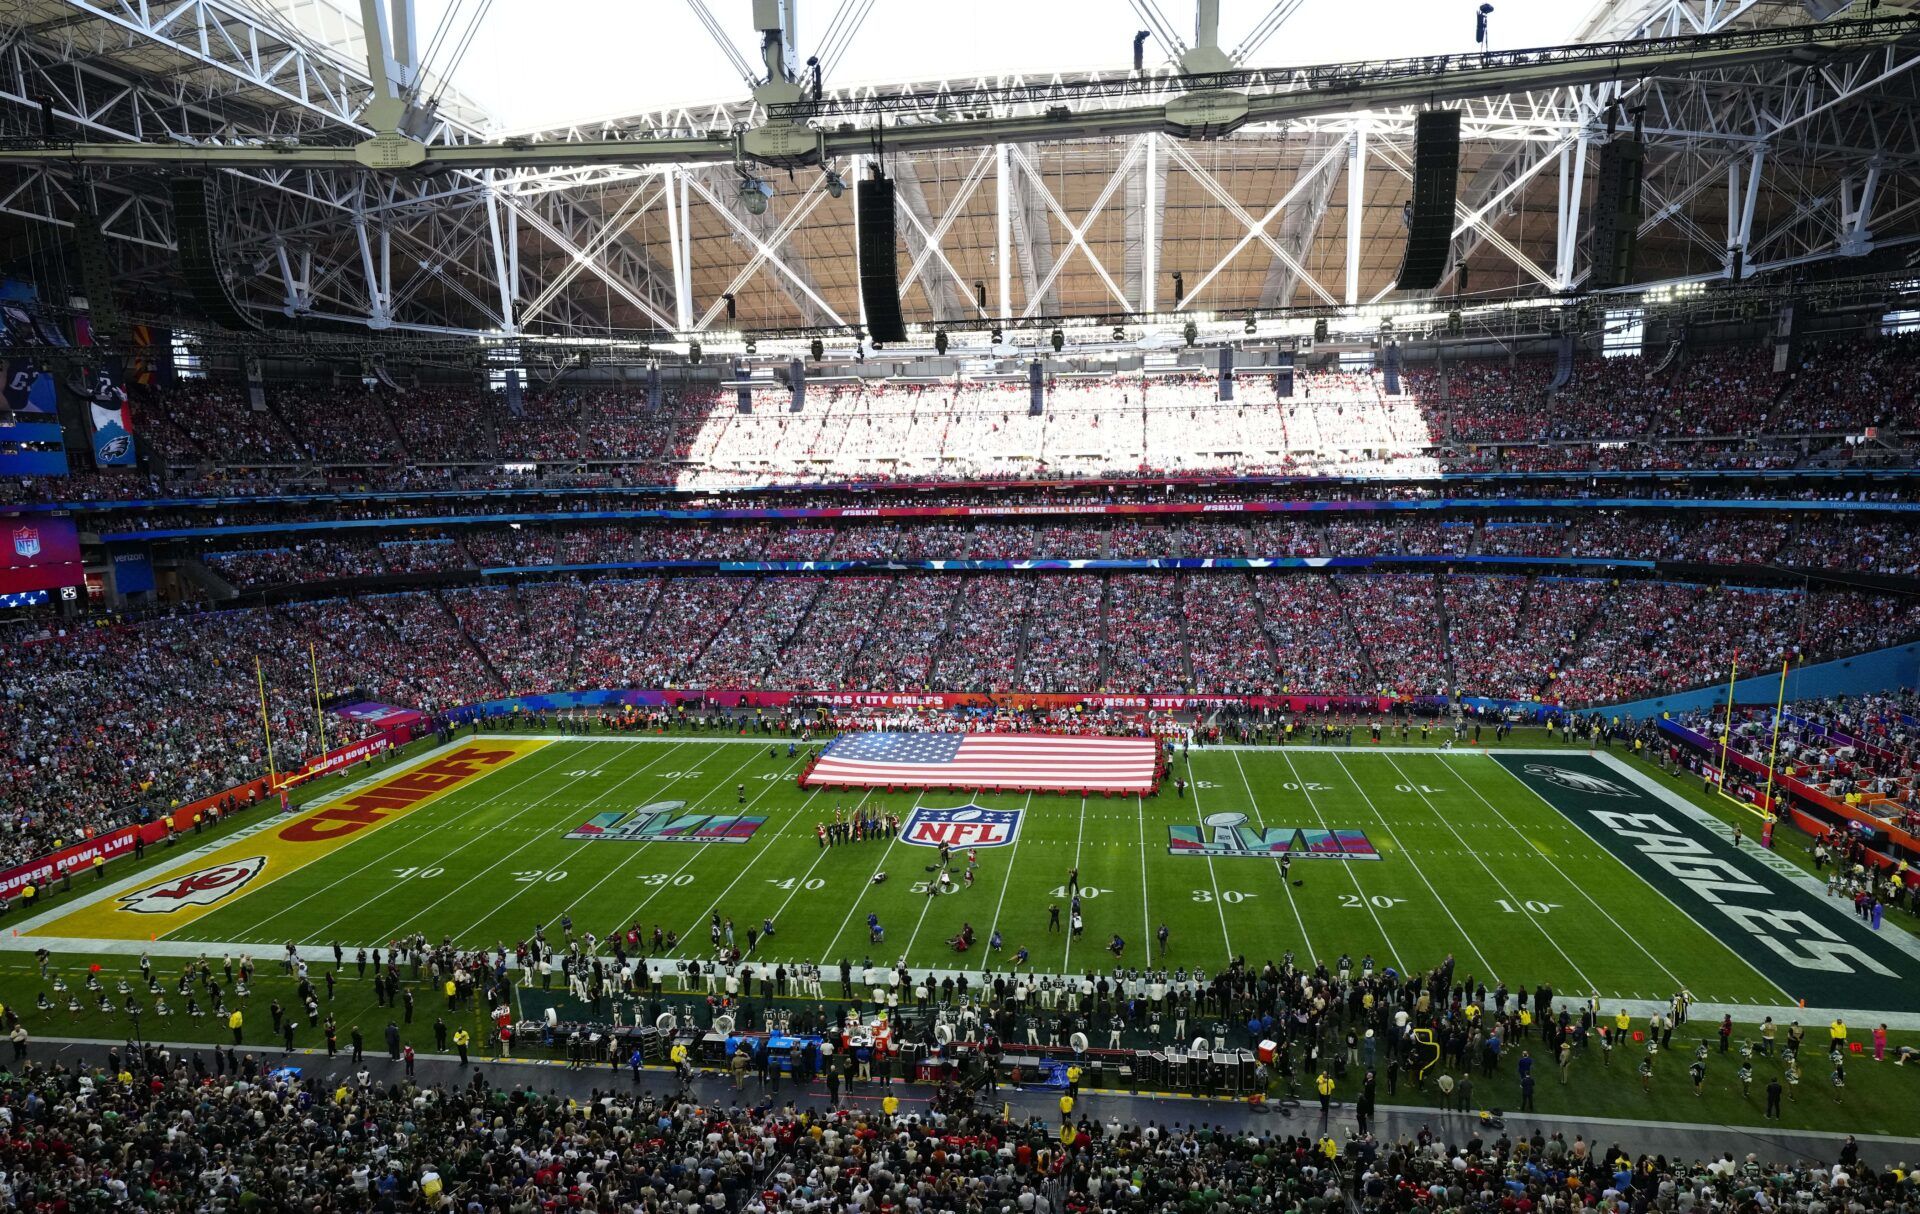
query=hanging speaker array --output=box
[1394,110,1461,292]
[168,178,261,331]
[856,175,906,344]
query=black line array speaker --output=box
[734,360,752,414]
[74,214,122,340]
[1028,360,1043,417]
[1382,341,1402,395]
[168,177,261,330]
[1393,110,1461,291]
[856,176,907,344]
[788,358,805,412]
[1217,345,1234,402]
[1588,137,1644,290]
[646,365,663,411]
[1274,351,1294,398]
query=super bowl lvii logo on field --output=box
[1169,812,1379,860]
[901,805,1023,849]
[565,800,766,844]
[117,857,267,913]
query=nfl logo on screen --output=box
[13,526,39,559]
[901,805,1023,849]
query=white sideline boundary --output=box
[11,739,1920,1030]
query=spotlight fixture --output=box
[1244,313,1257,335]
[990,326,1004,344]
[1050,328,1065,353]
[810,337,824,361]
[934,330,949,356]
[745,338,757,355]
[1183,321,1198,347]
[737,173,772,215]
[688,342,703,364]
[823,168,845,199]
[1112,326,1126,341]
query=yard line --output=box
[1326,751,1501,982]
[1377,751,1600,995]
[820,791,929,963]
[756,789,877,932]
[1436,754,1692,992]
[979,793,1035,969]
[372,740,703,944]
[899,786,994,960]
[242,741,582,943]
[661,759,831,945]
[1179,767,1238,966]
[1223,749,1316,966]
[1060,795,1091,972]
[1136,794,1154,968]
[1264,748,1405,973]
[533,741,787,937]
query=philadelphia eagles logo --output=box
[1522,764,1637,798]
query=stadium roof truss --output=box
[3,0,1920,344]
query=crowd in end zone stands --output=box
[10,331,1920,502]
[7,568,1920,874]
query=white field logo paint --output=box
[117,857,266,914]
[1522,764,1637,798]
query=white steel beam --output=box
[1345,122,1364,305]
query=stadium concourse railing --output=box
[0,733,400,903]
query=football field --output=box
[21,734,1920,1020]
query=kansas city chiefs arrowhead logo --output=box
[118,857,266,914]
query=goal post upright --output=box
[1757,657,1790,824]
[1715,655,1739,800]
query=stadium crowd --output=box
[11,329,1920,504]
[161,512,1920,594]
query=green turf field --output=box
[20,734,1918,1020]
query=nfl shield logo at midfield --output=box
[12,526,39,559]
[902,805,1023,849]
[117,857,266,914]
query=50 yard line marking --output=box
[978,793,1035,967]
[1060,795,1092,972]
[820,790,930,962]
[1137,794,1153,968]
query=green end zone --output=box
[1493,753,1920,1014]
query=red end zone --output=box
[799,731,1163,796]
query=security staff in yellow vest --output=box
[453,1029,470,1065]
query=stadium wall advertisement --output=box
[442,687,1396,719]
[0,734,394,902]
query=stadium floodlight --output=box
[745,338,758,355]
[823,168,845,198]
[1244,313,1257,334]
[990,326,1004,344]
[810,338,824,360]
[737,173,773,215]
[1112,326,1126,341]
[1050,328,1065,353]
[934,330,949,355]
[1183,321,1198,347]
[688,342,702,363]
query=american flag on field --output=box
[804,731,1160,793]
